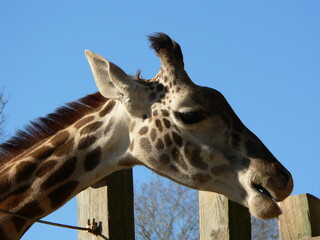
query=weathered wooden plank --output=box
[77,169,135,240]
[107,169,135,239]
[199,191,251,240]
[77,178,109,240]
[278,194,320,240]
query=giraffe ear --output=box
[85,50,154,117]
[85,50,134,99]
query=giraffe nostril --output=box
[276,164,292,183]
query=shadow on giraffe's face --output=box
[87,33,293,219]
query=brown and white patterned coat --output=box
[0,33,293,240]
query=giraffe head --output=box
[86,33,293,219]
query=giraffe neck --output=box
[0,99,130,240]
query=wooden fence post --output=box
[278,194,320,240]
[77,169,135,240]
[199,191,251,240]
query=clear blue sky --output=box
[0,1,319,239]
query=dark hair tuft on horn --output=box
[148,32,184,66]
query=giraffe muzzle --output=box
[261,167,293,202]
[245,160,294,219]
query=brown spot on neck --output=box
[36,160,58,178]
[15,161,37,183]
[0,175,12,195]
[74,115,95,129]
[50,130,70,147]
[84,147,102,171]
[78,135,96,150]
[41,156,77,190]
[80,121,103,135]
[104,117,115,135]
[0,184,32,210]
[99,100,116,117]
[30,146,55,161]
[54,138,74,157]
[48,180,79,209]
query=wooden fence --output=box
[77,169,320,240]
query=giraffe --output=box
[0,33,293,239]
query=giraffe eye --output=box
[175,111,205,125]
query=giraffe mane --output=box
[0,92,106,165]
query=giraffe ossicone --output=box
[0,33,293,239]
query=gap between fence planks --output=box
[77,169,135,240]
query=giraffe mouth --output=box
[247,182,282,219]
[252,183,275,201]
